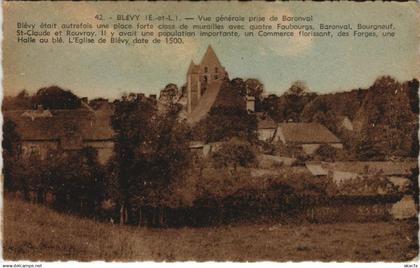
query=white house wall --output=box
[257,129,276,142]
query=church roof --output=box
[200,45,222,67]
[186,80,224,124]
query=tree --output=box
[261,81,317,123]
[300,97,329,122]
[33,86,81,109]
[354,129,385,161]
[159,83,180,107]
[408,167,419,204]
[2,90,32,110]
[283,81,317,122]
[312,110,338,133]
[111,93,190,225]
[230,78,247,97]
[261,94,284,122]
[406,78,419,114]
[314,144,337,162]
[111,94,157,224]
[2,119,21,193]
[353,76,417,158]
[212,141,256,170]
[200,106,257,143]
[285,80,309,97]
[2,119,19,155]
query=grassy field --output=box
[3,197,419,262]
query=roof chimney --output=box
[246,95,255,113]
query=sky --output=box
[3,1,420,100]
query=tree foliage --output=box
[2,119,20,155]
[352,76,418,159]
[261,81,317,122]
[3,148,106,217]
[212,141,256,170]
[197,106,257,143]
[111,93,190,224]
[33,86,81,109]
[159,83,180,107]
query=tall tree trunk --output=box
[138,207,143,227]
[120,203,126,225]
[125,205,128,224]
[152,208,157,226]
[23,188,30,201]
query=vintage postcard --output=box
[1,0,419,264]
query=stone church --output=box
[186,46,229,117]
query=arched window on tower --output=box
[215,67,219,73]
[204,66,208,73]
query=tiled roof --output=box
[305,163,329,176]
[257,113,277,129]
[325,161,417,176]
[4,108,115,141]
[200,45,222,67]
[278,123,340,144]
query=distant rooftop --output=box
[278,123,340,144]
[4,108,114,141]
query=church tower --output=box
[187,46,227,113]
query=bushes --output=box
[161,164,332,226]
[211,141,256,170]
[4,148,107,217]
[194,106,257,143]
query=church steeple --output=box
[186,45,228,114]
[200,45,222,67]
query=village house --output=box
[4,100,115,165]
[256,113,277,142]
[336,116,354,131]
[273,122,343,155]
[183,47,343,160]
[305,160,417,191]
[188,140,227,158]
[21,105,53,120]
[326,161,417,188]
[305,163,329,178]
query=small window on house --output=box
[30,145,39,152]
[29,145,41,158]
[21,146,28,157]
[204,66,208,73]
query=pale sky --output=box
[3,2,420,100]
